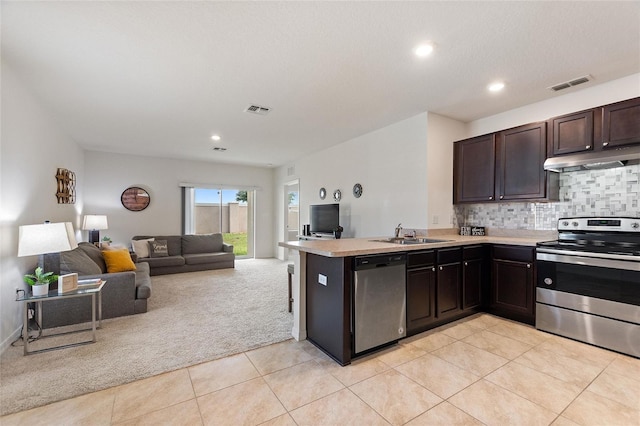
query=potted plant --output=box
[100,236,112,248]
[334,225,344,239]
[24,266,58,297]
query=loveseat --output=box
[41,242,152,328]
[131,234,235,276]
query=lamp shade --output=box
[18,222,78,257]
[82,215,108,230]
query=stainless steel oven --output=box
[536,217,640,358]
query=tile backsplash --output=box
[453,164,639,230]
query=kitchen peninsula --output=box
[279,230,554,365]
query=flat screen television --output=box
[309,203,339,235]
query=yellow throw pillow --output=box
[102,248,137,273]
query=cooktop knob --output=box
[572,221,579,227]
[631,222,640,229]
[562,221,569,227]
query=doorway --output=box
[284,180,299,261]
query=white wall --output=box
[83,151,275,258]
[1,63,85,351]
[468,73,640,137]
[275,113,436,258]
[274,112,470,258]
[426,113,468,228]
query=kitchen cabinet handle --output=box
[585,145,591,149]
[432,267,436,272]
[464,262,468,266]
[603,142,609,146]
[439,266,443,271]
[489,196,493,200]
[499,195,504,200]
[527,263,531,268]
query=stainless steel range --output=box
[536,217,640,358]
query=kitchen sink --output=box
[371,237,452,245]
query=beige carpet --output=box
[0,258,294,416]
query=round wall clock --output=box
[353,183,363,198]
[319,187,326,200]
[121,186,151,211]
[333,189,342,202]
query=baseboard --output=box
[0,326,23,355]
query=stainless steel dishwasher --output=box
[353,253,407,354]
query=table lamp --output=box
[82,215,108,244]
[18,221,78,259]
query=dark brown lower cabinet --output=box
[407,247,485,336]
[406,250,436,335]
[489,245,535,325]
[436,247,462,318]
[462,245,486,310]
[406,266,436,333]
[436,262,461,317]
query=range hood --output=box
[544,145,640,172]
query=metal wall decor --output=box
[55,168,76,204]
[121,186,151,211]
[333,189,342,202]
[319,187,327,200]
[353,183,363,198]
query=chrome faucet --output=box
[394,223,402,238]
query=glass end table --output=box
[16,280,106,355]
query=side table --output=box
[16,279,106,355]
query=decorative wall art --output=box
[319,187,326,200]
[353,183,363,198]
[55,168,76,204]
[121,186,151,211]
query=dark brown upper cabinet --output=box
[550,109,596,156]
[497,122,557,201]
[602,97,640,149]
[454,122,558,204]
[453,134,496,203]
[547,97,640,159]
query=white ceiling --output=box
[3,1,639,167]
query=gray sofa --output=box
[41,242,152,328]
[132,234,235,276]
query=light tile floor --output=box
[2,314,639,425]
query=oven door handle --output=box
[537,252,640,272]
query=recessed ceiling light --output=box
[414,42,435,58]
[211,135,221,141]
[488,81,505,92]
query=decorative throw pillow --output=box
[77,242,108,273]
[102,249,137,273]
[131,238,154,258]
[60,248,103,275]
[149,240,169,257]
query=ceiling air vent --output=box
[549,75,592,92]
[244,104,271,115]
[212,147,227,152]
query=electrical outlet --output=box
[318,274,327,286]
[433,215,439,224]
